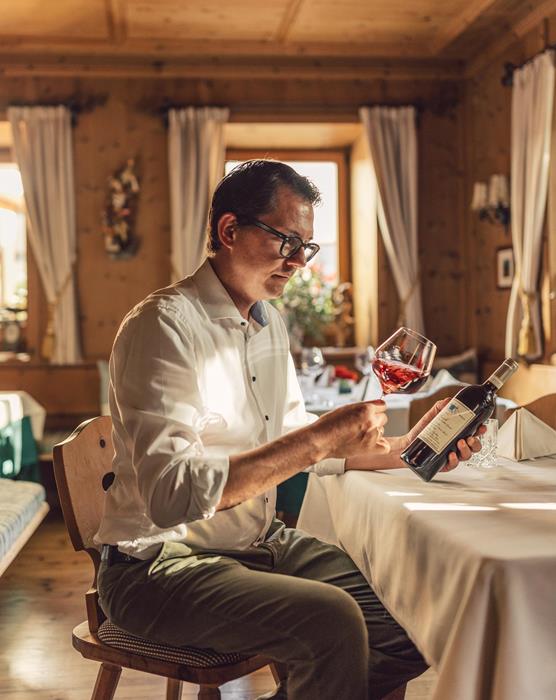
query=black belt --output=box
[101,544,141,566]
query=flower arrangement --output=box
[271,266,335,349]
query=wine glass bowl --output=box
[371,327,436,396]
[300,346,325,379]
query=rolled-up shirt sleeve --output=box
[281,352,345,477]
[112,304,229,529]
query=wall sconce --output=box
[470,174,510,229]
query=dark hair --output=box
[207,159,321,254]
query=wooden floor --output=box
[0,513,436,699]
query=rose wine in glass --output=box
[371,327,436,397]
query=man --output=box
[96,160,481,700]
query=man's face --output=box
[232,185,315,302]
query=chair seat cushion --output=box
[97,620,248,668]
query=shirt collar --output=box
[190,259,269,327]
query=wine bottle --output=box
[401,358,518,481]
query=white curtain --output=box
[359,106,425,335]
[168,107,229,280]
[8,105,81,364]
[505,51,555,360]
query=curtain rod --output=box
[140,100,229,127]
[359,94,460,118]
[6,94,108,125]
[146,92,459,127]
[501,48,556,87]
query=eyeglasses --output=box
[238,218,320,263]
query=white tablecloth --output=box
[0,391,46,440]
[298,458,556,700]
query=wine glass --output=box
[300,347,325,405]
[371,327,436,398]
[300,346,325,380]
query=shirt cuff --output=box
[187,456,230,520]
[309,457,346,476]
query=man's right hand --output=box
[311,400,390,460]
[222,401,389,512]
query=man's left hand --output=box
[345,397,486,472]
[392,397,486,472]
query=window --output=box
[0,164,26,308]
[0,162,27,352]
[225,150,349,286]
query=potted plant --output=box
[271,266,335,350]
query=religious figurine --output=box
[102,158,140,259]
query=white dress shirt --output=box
[94,260,344,558]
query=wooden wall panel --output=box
[73,89,171,358]
[0,74,464,364]
[464,53,514,366]
[464,9,556,371]
[418,99,467,355]
[0,364,99,416]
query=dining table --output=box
[297,455,556,700]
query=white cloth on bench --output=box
[0,480,46,561]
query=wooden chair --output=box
[53,416,408,700]
[408,385,463,426]
[52,416,279,700]
[504,393,556,430]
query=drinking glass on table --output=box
[301,346,325,378]
[300,347,325,403]
[467,418,498,469]
[371,327,436,398]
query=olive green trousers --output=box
[98,521,426,700]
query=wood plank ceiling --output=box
[0,0,554,79]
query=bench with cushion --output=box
[0,479,49,576]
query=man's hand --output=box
[221,400,390,510]
[345,397,486,472]
[312,400,391,460]
[396,397,486,472]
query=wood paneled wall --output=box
[463,11,556,369]
[418,99,467,354]
[0,363,100,426]
[0,75,465,362]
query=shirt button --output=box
[265,415,269,421]
[252,376,256,382]
[265,497,269,503]
[241,321,247,326]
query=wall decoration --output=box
[496,247,514,289]
[102,158,140,259]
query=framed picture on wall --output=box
[496,247,514,289]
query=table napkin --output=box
[497,407,556,461]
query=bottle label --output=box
[418,398,476,455]
[487,374,503,389]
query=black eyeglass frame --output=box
[237,218,320,262]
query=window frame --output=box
[225,148,351,284]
